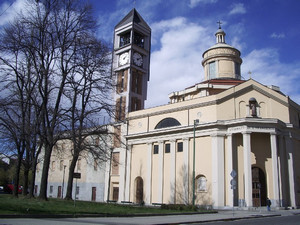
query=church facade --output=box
[110,9,300,209]
[36,9,300,209]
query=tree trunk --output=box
[64,154,79,200]
[38,145,52,200]
[13,154,23,198]
[29,157,38,198]
[22,150,30,196]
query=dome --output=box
[201,24,242,81]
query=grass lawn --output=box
[0,194,214,216]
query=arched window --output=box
[196,175,207,192]
[155,117,181,129]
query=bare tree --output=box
[62,35,113,200]
[0,0,109,200]
[0,16,40,197]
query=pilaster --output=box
[146,142,152,204]
[211,133,225,207]
[158,141,164,203]
[270,133,279,206]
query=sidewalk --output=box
[0,208,299,225]
[66,208,299,224]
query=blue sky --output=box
[1,0,300,108]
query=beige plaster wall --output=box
[218,60,234,78]
[191,136,213,205]
[129,144,148,203]
[151,144,160,203]
[163,142,172,203]
[175,141,186,204]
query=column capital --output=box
[170,139,176,143]
[242,131,252,135]
[210,133,226,138]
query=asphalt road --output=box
[0,212,299,225]
[194,214,300,225]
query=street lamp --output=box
[62,165,66,199]
[192,119,199,206]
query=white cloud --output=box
[229,3,246,15]
[0,0,28,26]
[189,0,218,8]
[242,48,300,104]
[146,18,214,108]
[270,32,285,39]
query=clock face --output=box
[119,52,129,66]
[133,52,143,67]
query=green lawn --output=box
[0,194,214,216]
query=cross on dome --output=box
[217,20,222,29]
[215,21,226,44]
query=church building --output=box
[109,9,300,209]
[36,8,300,209]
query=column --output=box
[170,140,176,203]
[145,142,152,204]
[227,134,233,207]
[285,135,296,208]
[211,134,225,207]
[183,138,189,204]
[270,133,280,207]
[158,141,164,203]
[243,132,252,207]
[124,145,132,202]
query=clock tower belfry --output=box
[112,8,151,121]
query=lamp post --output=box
[62,165,66,199]
[192,119,199,206]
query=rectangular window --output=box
[165,143,170,153]
[77,159,81,171]
[112,152,120,175]
[209,61,216,79]
[131,71,142,94]
[76,186,80,195]
[120,31,131,47]
[60,160,64,171]
[153,145,159,154]
[51,161,55,171]
[235,62,241,79]
[134,32,145,48]
[94,159,98,171]
[113,125,121,148]
[177,142,183,152]
[50,185,53,194]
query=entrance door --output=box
[252,167,267,207]
[92,187,96,201]
[57,186,62,198]
[135,177,143,204]
[112,187,119,201]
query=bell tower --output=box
[112,8,151,121]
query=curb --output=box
[156,214,281,225]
